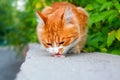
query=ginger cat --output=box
[36,2,88,57]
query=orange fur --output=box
[36,2,88,55]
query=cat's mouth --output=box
[54,53,65,58]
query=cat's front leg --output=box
[74,37,86,54]
[74,44,81,54]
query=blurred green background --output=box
[0,0,120,55]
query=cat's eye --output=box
[47,43,52,46]
[59,42,64,45]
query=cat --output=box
[36,2,88,57]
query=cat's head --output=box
[36,7,80,55]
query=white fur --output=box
[47,42,63,55]
[63,37,81,54]
[46,37,81,55]
[36,12,44,26]
[64,7,73,25]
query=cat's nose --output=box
[52,48,59,53]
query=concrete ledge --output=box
[15,43,120,80]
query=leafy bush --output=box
[0,0,120,55]
[83,0,120,54]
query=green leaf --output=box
[107,30,115,47]
[85,4,94,11]
[100,2,112,11]
[108,13,117,23]
[111,50,120,55]
[115,28,120,41]
[101,48,107,52]
[92,11,108,22]
[87,32,103,48]
[96,0,106,4]
[114,2,120,11]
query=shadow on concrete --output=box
[0,47,24,80]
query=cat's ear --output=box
[63,7,74,25]
[36,10,47,26]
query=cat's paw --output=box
[74,45,82,54]
[72,48,81,54]
[75,49,81,54]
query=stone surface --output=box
[16,43,120,80]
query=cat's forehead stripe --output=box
[53,42,57,47]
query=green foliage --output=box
[0,0,120,55]
[83,0,120,55]
[107,30,116,47]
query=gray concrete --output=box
[16,44,120,80]
[0,47,24,80]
